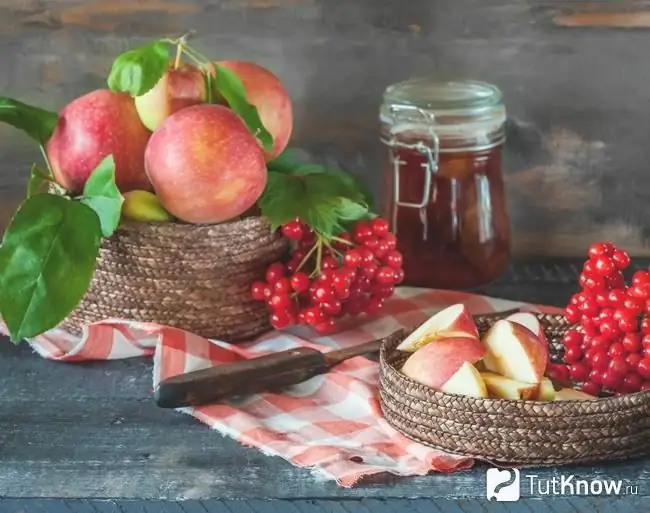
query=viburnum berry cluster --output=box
[251,217,404,334]
[559,241,650,396]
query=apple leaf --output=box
[0,97,58,145]
[79,155,124,237]
[27,164,51,198]
[212,65,273,152]
[257,170,370,237]
[107,41,170,97]
[0,194,102,342]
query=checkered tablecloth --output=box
[2,287,562,487]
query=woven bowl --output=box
[380,311,650,466]
[59,216,287,341]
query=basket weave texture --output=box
[380,311,650,466]
[60,216,287,341]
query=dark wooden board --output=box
[1,1,650,256]
[0,259,648,510]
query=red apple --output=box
[144,104,266,224]
[214,60,292,160]
[401,336,486,396]
[135,63,206,131]
[397,304,479,352]
[440,362,488,398]
[47,89,152,193]
[506,312,549,347]
[482,320,549,384]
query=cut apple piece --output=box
[401,336,486,390]
[482,319,549,384]
[397,304,479,352]
[480,372,539,400]
[537,377,556,401]
[506,312,549,347]
[554,388,598,401]
[440,362,488,398]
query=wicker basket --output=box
[59,216,288,341]
[380,311,650,466]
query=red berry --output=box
[564,347,582,363]
[373,285,395,299]
[375,267,397,285]
[546,363,571,385]
[569,362,590,382]
[363,237,380,252]
[265,262,286,284]
[578,297,599,316]
[590,334,610,351]
[374,239,391,259]
[608,342,625,358]
[565,304,581,323]
[268,293,291,311]
[621,333,641,353]
[370,217,390,237]
[627,353,643,368]
[321,299,342,316]
[643,347,650,359]
[563,330,584,349]
[612,249,631,270]
[588,369,603,385]
[281,219,305,241]
[591,350,609,371]
[251,281,268,301]
[629,283,650,300]
[313,317,336,334]
[594,291,610,307]
[641,318,650,335]
[383,233,397,251]
[599,318,620,339]
[352,221,373,242]
[358,248,375,265]
[641,382,650,392]
[623,373,643,393]
[360,263,378,280]
[384,250,403,269]
[582,274,606,291]
[593,256,616,277]
[588,241,615,259]
[333,232,352,249]
[364,296,385,316]
[290,272,310,293]
[633,270,650,285]
[607,271,626,290]
[638,358,650,379]
[623,297,644,316]
[393,268,405,285]
[313,286,334,303]
[273,277,292,294]
[583,260,597,275]
[601,370,622,389]
[321,255,339,270]
[608,289,627,307]
[333,282,350,300]
[608,357,629,377]
[581,381,601,397]
[618,314,638,334]
[343,249,363,267]
[318,269,336,285]
[270,311,292,330]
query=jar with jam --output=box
[379,78,510,290]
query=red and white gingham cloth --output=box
[2,287,562,487]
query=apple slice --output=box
[401,336,486,392]
[554,388,597,401]
[482,320,549,384]
[480,372,540,400]
[537,377,556,401]
[397,304,479,352]
[440,362,488,398]
[506,312,548,347]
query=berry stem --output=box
[313,239,323,278]
[297,241,318,272]
[331,235,353,246]
[322,239,343,258]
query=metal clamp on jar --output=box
[379,79,510,289]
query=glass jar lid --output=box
[380,78,506,151]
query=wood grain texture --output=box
[1,0,650,256]
[0,262,648,502]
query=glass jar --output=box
[379,78,510,290]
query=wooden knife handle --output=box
[154,347,329,408]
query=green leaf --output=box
[0,194,102,342]
[258,171,369,237]
[0,97,58,145]
[79,155,124,237]
[212,65,273,152]
[107,41,170,97]
[267,147,311,174]
[27,164,50,198]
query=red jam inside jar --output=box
[379,79,511,289]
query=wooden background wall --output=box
[0,0,649,256]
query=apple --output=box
[480,372,540,400]
[215,60,292,160]
[537,377,556,401]
[47,89,152,193]
[135,63,206,131]
[122,190,174,222]
[144,104,267,224]
[506,312,549,347]
[482,319,549,384]
[401,336,486,396]
[397,304,479,352]
[554,388,597,401]
[440,362,487,398]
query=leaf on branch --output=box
[107,41,170,97]
[79,155,124,237]
[0,97,59,145]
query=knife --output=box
[154,338,383,408]
[154,307,521,409]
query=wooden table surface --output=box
[1,259,648,512]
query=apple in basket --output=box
[397,304,479,352]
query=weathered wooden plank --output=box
[1,0,650,257]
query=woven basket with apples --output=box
[0,34,404,343]
[380,242,650,465]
